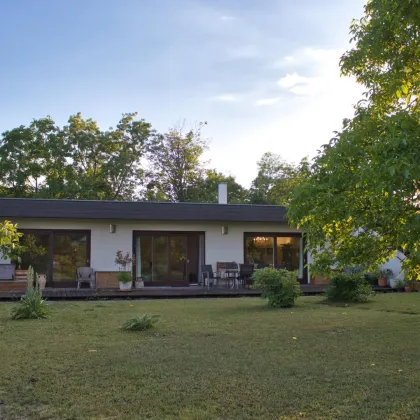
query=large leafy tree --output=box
[288,0,420,278]
[0,117,67,197]
[249,152,306,206]
[145,122,208,202]
[0,113,153,200]
[66,112,152,200]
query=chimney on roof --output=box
[218,182,228,204]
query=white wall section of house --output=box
[5,218,300,272]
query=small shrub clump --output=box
[122,314,160,331]
[324,273,374,303]
[11,288,50,320]
[252,267,301,308]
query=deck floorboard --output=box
[0,284,394,300]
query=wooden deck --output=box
[0,284,394,300]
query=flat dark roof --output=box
[0,198,288,223]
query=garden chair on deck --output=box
[239,264,254,289]
[76,267,95,289]
[201,265,221,289]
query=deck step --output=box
[0,281,27,292]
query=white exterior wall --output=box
[6,218,299,273]
[2,218,405,282]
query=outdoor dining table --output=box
[223,268,240,289]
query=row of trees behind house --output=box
[0,114,305,205]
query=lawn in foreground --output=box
[1,295,420,420]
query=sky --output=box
[0,0,366,187]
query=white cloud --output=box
[211,94,238,102]
[275,48,357,97]
[277,73,310,88]
[220,15,236,21]
[255,97,280,106]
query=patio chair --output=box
[76,267,95,289]
[224,262,239,288]
[239,264,254,289]
[201,265,221,289]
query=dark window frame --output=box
[18,229,91,287]
[132,230,206,285]
[243,232,307,283]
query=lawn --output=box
[1,295,420,420]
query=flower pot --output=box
[378,277,388,287]
[405,285,413,293]
[135,278,144,289]
[119,281,132,291]
[389,278,399,289]
[38,274,47,290]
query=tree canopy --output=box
[0,113,153,200]
[1,116,271,204]
[249,152,307,206]
[288,0,420,278]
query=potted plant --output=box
[37,273,47,290]
[395,279,405,292]
[115,250,133,291]
[404,279,415,293]
[389,275,400,289]
[376,268,393,287]
[135,276,144,288]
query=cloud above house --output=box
[255,97,280,106]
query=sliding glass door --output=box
[18,230,90,288]
[134,232,203,285]
[52,232,89,287]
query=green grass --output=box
[1,295,420,419]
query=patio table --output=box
[224,269,240,289]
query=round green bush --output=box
[252,267,301,307]
[325,273,374,303]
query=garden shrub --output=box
[252,268,301,307]
[122,314,160,331]
[11,288,50,320]
[324,273,373,303]
[117,271,132,284]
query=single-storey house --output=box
[0,184,402,291]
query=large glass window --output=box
[244,234,304,278]
[276,237,301,271]
[52,233,88,285]
[134,232,203,284]
[244,237,274,266]
[17,230,90,288]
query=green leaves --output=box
[289,0,420,280]
[0,221,23,261]
[249,152,305,206]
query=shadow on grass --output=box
[219,300,319,316]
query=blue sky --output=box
[0,0,365,186]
